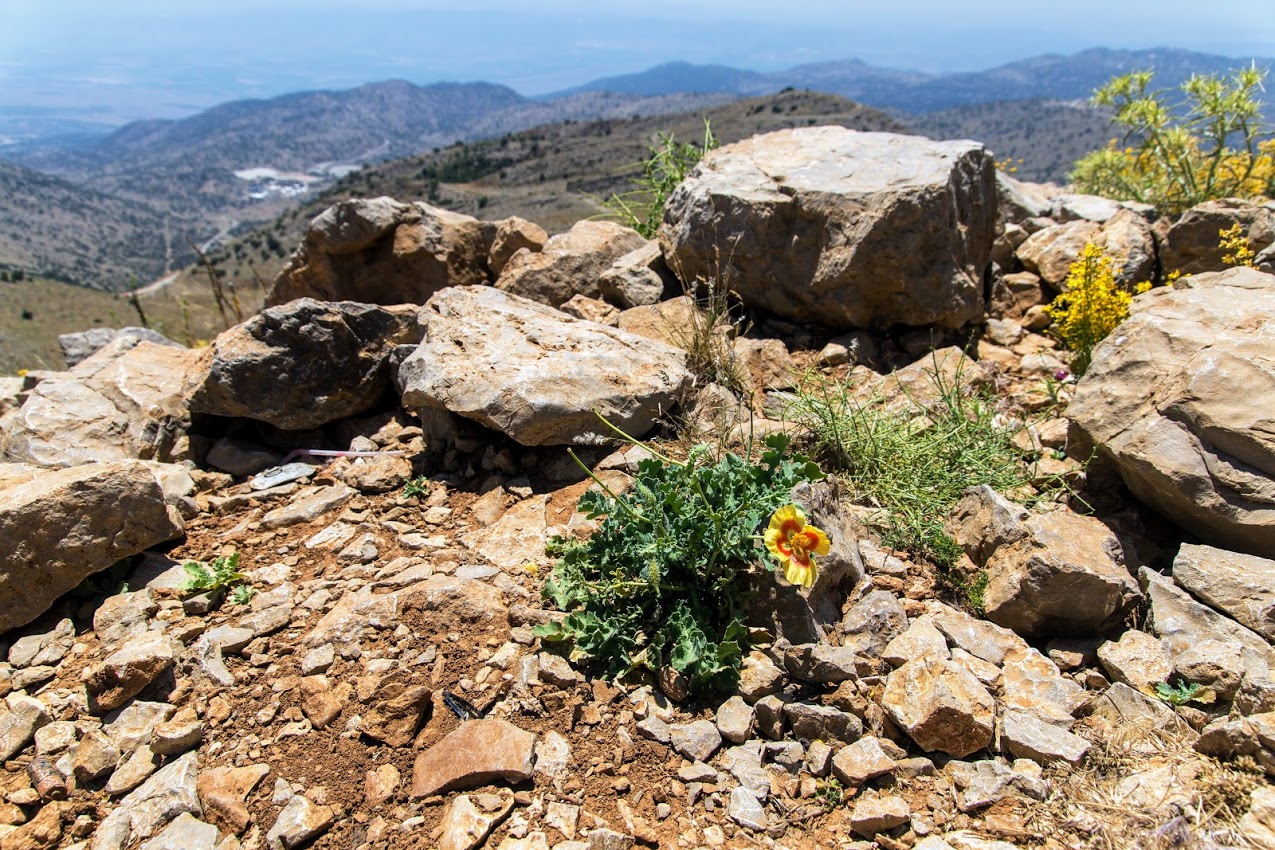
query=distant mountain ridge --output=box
[3,46,1270,291]
[558,47,1274,112]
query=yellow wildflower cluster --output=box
[1045,243,1145,376]
[1219,223,1257,268]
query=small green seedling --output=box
[1153,679,1215,706]
[181,552,250,598]
[402,476,430,499]
[228,584,257,606]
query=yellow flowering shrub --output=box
[1072,67,1274,216]
[1220,223,1257,267]
[1045,243,1148,376]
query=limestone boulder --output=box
[882,657,995,758]
[188,298,418,431]
[1098,208,1158,287]
[268,197,498,306]
[597,240,675,308]
[1016,209,1155,289]
[1172,543,1275,641]
[1067,267,1275,557]
[495,220,647,308]
[946,486,1140,636]
[1139,567,1275,711]
[59,326,180,369]
[661,127,996,330]
[995,173,1053,226]
[4,338,195,468]
[0,460,181,633]
[488,216,548,277]
[1016,220,1101,289]
[396,286,692,445]
[1160,198,1275,276]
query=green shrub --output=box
[535,429,823,694]
[782,361,1056,584]
[602,120,717,238]
[1071,66,1275,215]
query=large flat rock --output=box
[268,198,499,306]
[0,461,182,634]
[660,126,996,330]
[396,286,692,446]
[188,298,419,431]
[1067,267,1275,558]
[4,338,194,468]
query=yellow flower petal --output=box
[785,558,816,589]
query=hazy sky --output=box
[2,0,1274,124]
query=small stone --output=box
[715,696,754,744]
[1097,630,1174,691]
[104,702,174,754]
[411,720,536,798]
[669,720,722,762]
[805,740,834,777]
[85,632,175,714]
[999,646,1085,726]
[0,694,50,761]
[72,729,121,782]
[832,737,898,786]
[882,616,950,668]
[9,619,76,668]
[137,812,219,850]
[783,702,862,745]
[265,794,334,850]
[1000,710,1090,765]
[437,792,513,850]
[532,731,570,780]
[93,751,199,850]
[300,645,334,676]
[883,657,995,757]
[364,764,400,808]
[677,762,718,783]
[727,787,768,831]
[785,644,866,684]
[753,695,785,740]
[150,714,203,756]
[841,590,908,656]
[198,763,271,835]
[104,745,160,796]
[34,721,77,757]
[850,795,910,836]
[765,740,805,772]
[635,716,670,745]
[297,677,343,730]
[536,654,582,689]
[587,827,634,850]
[545,802,579,840]
[736,651,784,702]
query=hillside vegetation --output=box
[0,159,203,289]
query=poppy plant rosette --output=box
[763,504,830,589]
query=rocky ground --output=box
[0,126,1273,850]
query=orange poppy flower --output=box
[764,504,830,589]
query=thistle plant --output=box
[535,428,823,694]
[181,552,253,603]
[1072,66,1274,215]
[602,119,718,238]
